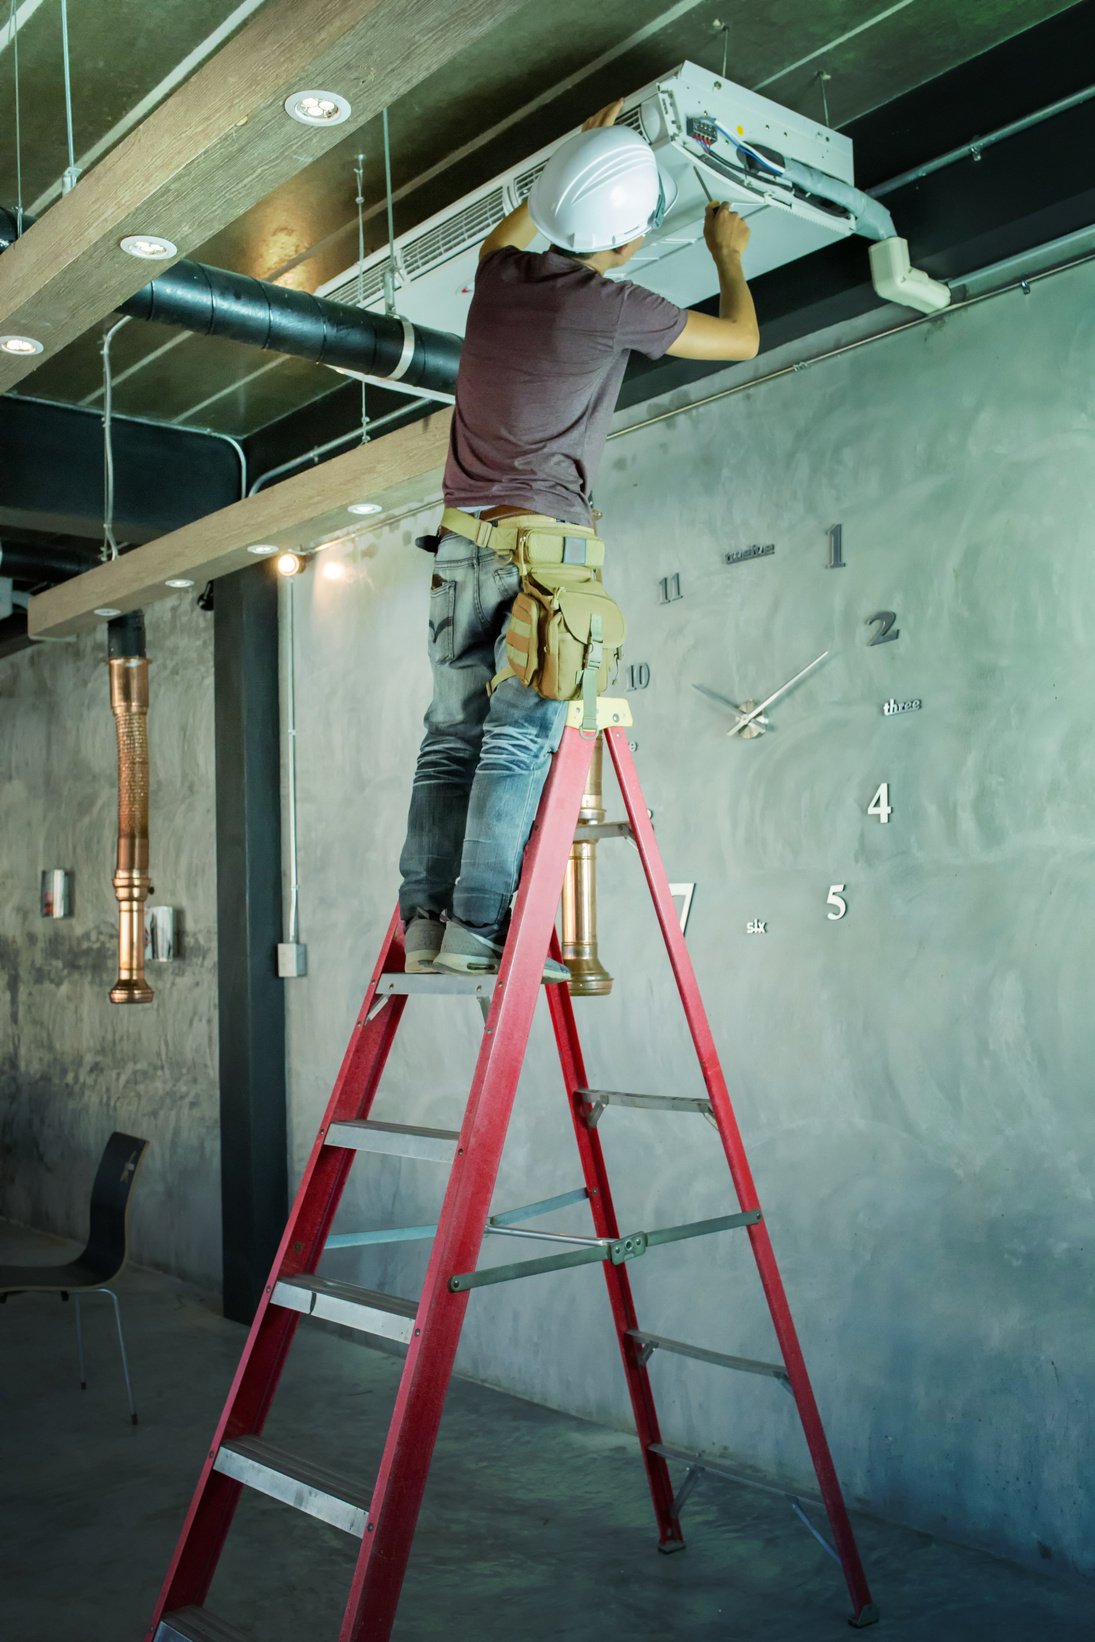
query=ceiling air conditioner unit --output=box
[318,59,948,387]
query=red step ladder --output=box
[150,702,878,1641]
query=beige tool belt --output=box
[438,510,625,732]
[439,507,606,575]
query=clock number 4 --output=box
[867,782,893,823]
[866,610,899,645]
[826,884,847,920]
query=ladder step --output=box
[271,1275,418,1344]
[627,1329,789,1385]
[579,1086,714,1120]
[156,1609,248,1642]
[213,1436,369,1536]
[649,1441,825,1511]
[376,972,497,997]
[325,1118,459,1162]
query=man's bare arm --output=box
[479,198,538,261]
[667,203,760,361]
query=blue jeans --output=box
[398,532,567,940]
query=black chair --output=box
[0,1132,150,1423]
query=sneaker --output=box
[432,921,571,985]
[404,915,444,973]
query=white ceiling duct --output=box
[318,59,948,349]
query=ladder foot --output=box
[849,1603,881,1628]
[656,1535,688,1556]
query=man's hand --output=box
[704,201,751,260]
[582,98,623,131]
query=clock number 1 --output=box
[867,782,893,823]
[826,884,847,920]
[826,523,845,569]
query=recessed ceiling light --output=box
[0,333,44,355]
[120,234,178,261]
[276,552,306,578]
[165,577,194,589]
[284,89,351,126]
[347,501,383,516]
[246,543,280,557]
[94,606,122,618]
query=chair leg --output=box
[73,1293,87,1390]
[99,1288,138,1424]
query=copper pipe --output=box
[561,735,613,997]
[109,652,153,1004]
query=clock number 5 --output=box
[826,884,847,920]
[867,782,893,823]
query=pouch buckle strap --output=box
[580,613,605,736]
[439,507,508,551]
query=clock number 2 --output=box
[867,782,893,823]
[826,884,847,920]
[866,610,900,645]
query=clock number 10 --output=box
[867,782,893,823]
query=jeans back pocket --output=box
[428,575,457,664]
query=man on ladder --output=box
[398,97,760,980]
[149,95,879,1642]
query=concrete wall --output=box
[284,256,1095,1577]
[0,598,220,1285]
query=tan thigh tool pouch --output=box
[440,508,626,732]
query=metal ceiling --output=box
[1,0,1084,442]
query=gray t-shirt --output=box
[443,247,687,527]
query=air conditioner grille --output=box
[514,106,646,202]
[325,261,390,309]
[402,187,507,279]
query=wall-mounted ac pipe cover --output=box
[0,208,462,397]
[319,59,949,328]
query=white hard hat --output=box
[528,126,667,253]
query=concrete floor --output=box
[1,1221,1092,1642]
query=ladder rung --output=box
[649,1441,825,1512]
[325,1119,459,1163]
[376,972,497,997]
[573,820,633,841]
[156,1609,248,1642]
[579,1087,714,1119]
[271,1275,417,1344]
[213,1436,369,1536]
[627,1329,789,1384]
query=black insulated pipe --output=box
[0,539,101,584]
[118,260,462,394]
[0,206,462,396]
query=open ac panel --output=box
[318,59,947,358]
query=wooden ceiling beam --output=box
[0,0,529,389]
[27,410,453,639]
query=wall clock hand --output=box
[692,682,771,730]
[728,650,830,737]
